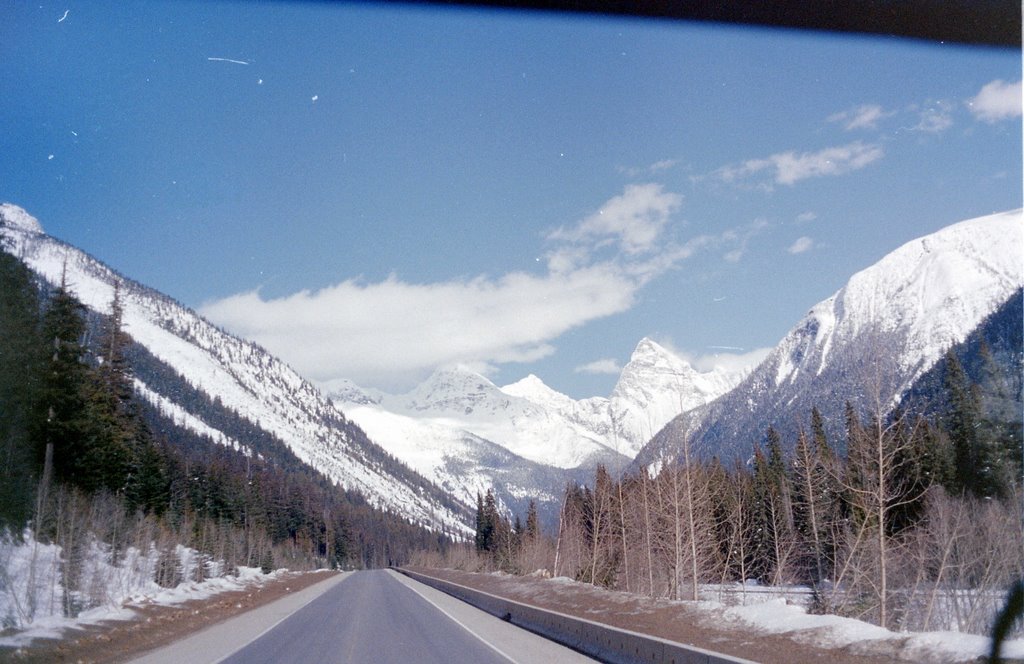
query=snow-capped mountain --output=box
[324,338,744,520]
[0,204,470,535]
[327,338,743,470]
[607,338,744,455]
[324,367,616,526]
[500,339,743,458]
[637,208,1024,467]
[345,366,623,470]
[333,401,586,527]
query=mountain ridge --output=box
[635,208,1024,468]
[0,203,471,535]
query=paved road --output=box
[133,570,593,664]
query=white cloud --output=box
[201,184,710,390]
[546,183,682,256]
[648,158,678,173]
[914,111,954,133]
[721,218,769,263]
[201,265,635,389]
[772,142,884,185]
[968,79,1022,123]
[715,141,884,188]
[691,347,772,375]
[618,158,679,177]
[911,102,955,133]
[795,211,817,224]
[828,104,891,131]
[788,236,814,254]
[574,358,622,375]
[654,337,772,377]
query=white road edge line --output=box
[211,572,352,664]
[388,570,518,664]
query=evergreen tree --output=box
[474,492,488,552]
[36,278,91,487]
[524,499,539,541]
[791,427,835,584]
[475,489,498,552]
[751,429,795,584]
[0,250,44,529]
[82,284,138,493]
[969,344,1021,500]
[943,350,980,496]
[124,422,169,514]
[810,406,828,454]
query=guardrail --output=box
[398,568,756,664]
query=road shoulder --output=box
[401,567,898,664]
[129,571,349,664]
[389,570,595,663]
[0,569,343,664]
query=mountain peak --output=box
[0,203,44,234]
[502,373,547,392]
[401,365,501,413]
[632,336,670,359]
[637,208,1024,467]
[501,373,572,407]
[608,337,741,456]
[319,377,383,406]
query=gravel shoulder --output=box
[0,569,337,664]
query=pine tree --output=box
[124,422,169,514]
[474,491,492,552]
[82,284,136,493]
[969,344,1020,500]
[36,278,91,487]
[791,426,836,585]
[751,427,795,585]
[0,251,44,529]
[524,500,539,541]
[943,350,980,496]
[477,489,498,552]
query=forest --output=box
[450,301,1023,637]
[0,248,451,621]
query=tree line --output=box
[0,249,451,619]
[449,351,1021,636]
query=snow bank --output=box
[533,575,1024,663]
[708,593,1024,662]
[0,531,284,647]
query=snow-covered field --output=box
[0,530,286,648]
[499,572,1024,663]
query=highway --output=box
[132,569,595,664]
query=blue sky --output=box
[2,1,1021,398]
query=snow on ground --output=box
[0,531,287,648]
[635,578,1023,662]
[712,595,1023,662]
[506,573,1023,663]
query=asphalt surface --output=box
[133,569,594,664]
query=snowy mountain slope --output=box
[327,370,611,528]
[500,339,743,458]
[337,403,586,527]
[0,204,470,535]
[336,366,626,470]
[636,208,1024,466]
[607,338,743,456]
[325,338,744,514]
